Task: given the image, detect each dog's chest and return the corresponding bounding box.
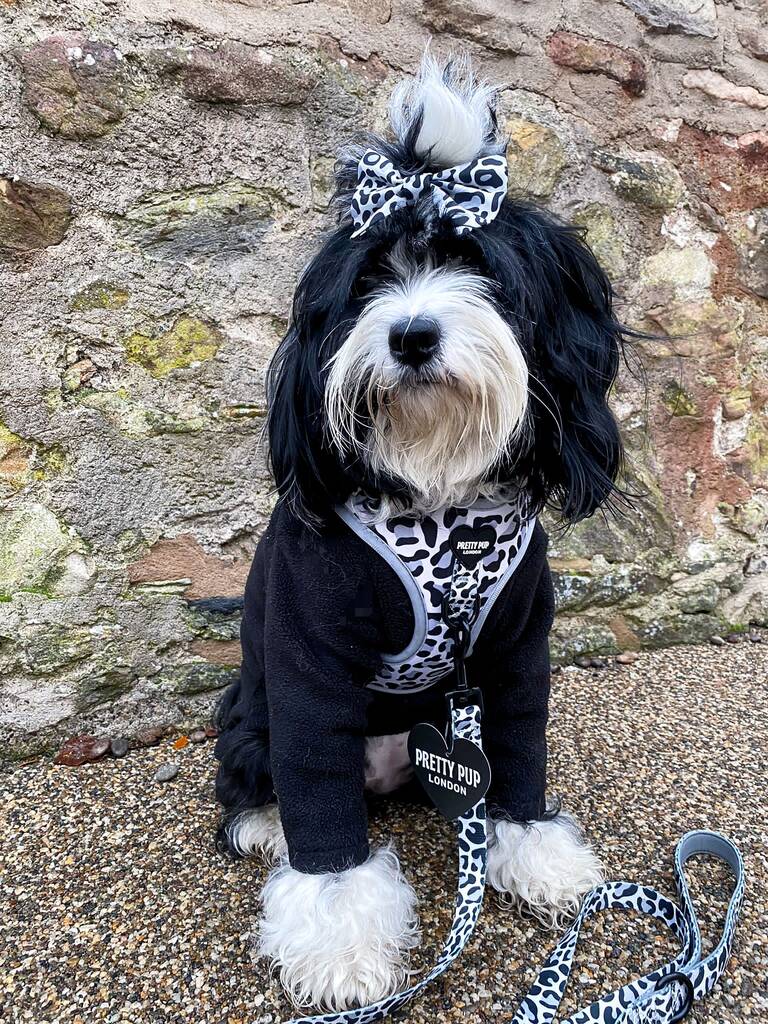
[336,495,534,693]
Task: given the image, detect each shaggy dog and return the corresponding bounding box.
[215,54,625,1012]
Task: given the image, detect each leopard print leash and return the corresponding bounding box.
[510,829,745,1024]
[285,739,744,1024]
[286,563,745,1024]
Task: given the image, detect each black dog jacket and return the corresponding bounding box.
[215,497,555,873]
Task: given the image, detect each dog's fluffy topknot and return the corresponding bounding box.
[331,54,505,222]
[389,53,503,168]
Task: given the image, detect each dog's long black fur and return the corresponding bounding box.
[267,186,626,530]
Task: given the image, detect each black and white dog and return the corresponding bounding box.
[215,55,625,1011]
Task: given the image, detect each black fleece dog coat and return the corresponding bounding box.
[215,493,554,874]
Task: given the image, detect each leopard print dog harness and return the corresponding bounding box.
[336,493,534,694]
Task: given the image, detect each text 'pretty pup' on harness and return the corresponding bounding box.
[213,53,745,1020]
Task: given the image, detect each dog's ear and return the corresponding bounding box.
[266,227,371,527]
[480,205,626,523]
[528,214,626,522]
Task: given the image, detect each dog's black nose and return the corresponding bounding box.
[389,316,441,369]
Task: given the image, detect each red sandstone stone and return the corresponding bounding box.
[547,32,646,96]
[54,735,110,766]
[127,534,250,601]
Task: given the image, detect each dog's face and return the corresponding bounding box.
[324,239,529,513]
[267,56,626,525]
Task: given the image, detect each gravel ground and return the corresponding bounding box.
[2,640,766,1024]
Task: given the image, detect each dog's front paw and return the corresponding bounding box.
[217,805,287,862]
[258,846,419,1011]
[487,811,603,929]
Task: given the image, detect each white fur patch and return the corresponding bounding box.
[486,811,604,929]
[226,805,287,862]
[325,265,528,515]
[364,733,413,794]
[390,53,501,168]
[257,846,420,1011]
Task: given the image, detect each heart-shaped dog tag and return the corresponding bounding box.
[408,722,491,820]
[449,525,497,570]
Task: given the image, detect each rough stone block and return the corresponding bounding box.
[620,0,718,39]
[547,31,646,96]
[128,534,250,601]
[159,43,319,105]
[505,117,568,198]
[20,34,133,138]
[683,69,768,110]
[0,177,71,253]
[118,181,286,263]
[593,148,685,210]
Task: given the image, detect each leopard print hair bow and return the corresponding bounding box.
[349,150,508,238]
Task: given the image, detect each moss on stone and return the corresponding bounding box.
[35,444,67,476]
[744,414,768,482]
[75,668,133,712]
[20,624,95,676]
[0,504,71,597]
[0,424,33,489]
[662,382,698,416]
[505,117,568,198]
[159,662,239,695]
[549,621,620,663]
[70,281,130,311]
[572,203,626,278]
[125,315,220,377]
[76,388,209,437]
[0,422,67,489]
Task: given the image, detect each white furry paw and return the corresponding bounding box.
[257,846,419,1011]
[225,805,287,862]
[486,811,603,929]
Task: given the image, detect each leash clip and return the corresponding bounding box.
[441,591,478,692]
[445,686,484,715]
[653,972,694,1023]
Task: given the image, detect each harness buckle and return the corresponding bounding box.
[653,972,694,1023]
[445,686,484,715]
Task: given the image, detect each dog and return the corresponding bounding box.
[214,54,625,1012]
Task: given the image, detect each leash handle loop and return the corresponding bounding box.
[511,830,745,1024]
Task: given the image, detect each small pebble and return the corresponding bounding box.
[574,657,592,669]
[589,657,607,669]
[204,723,219,738]
[137,726,164,747]
[189,728,207,743]
[709,635,725,646]
[109,737,129,758]
[153,762,179,783]
[54,735,110,767]
[616,652,638,665]
[748,633,762,644]
[725,633,742,644]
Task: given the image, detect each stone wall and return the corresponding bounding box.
[1,0,766,760]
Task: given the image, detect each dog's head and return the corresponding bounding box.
[267,55,627,525]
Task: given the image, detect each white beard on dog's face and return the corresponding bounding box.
[324,262,529,515]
